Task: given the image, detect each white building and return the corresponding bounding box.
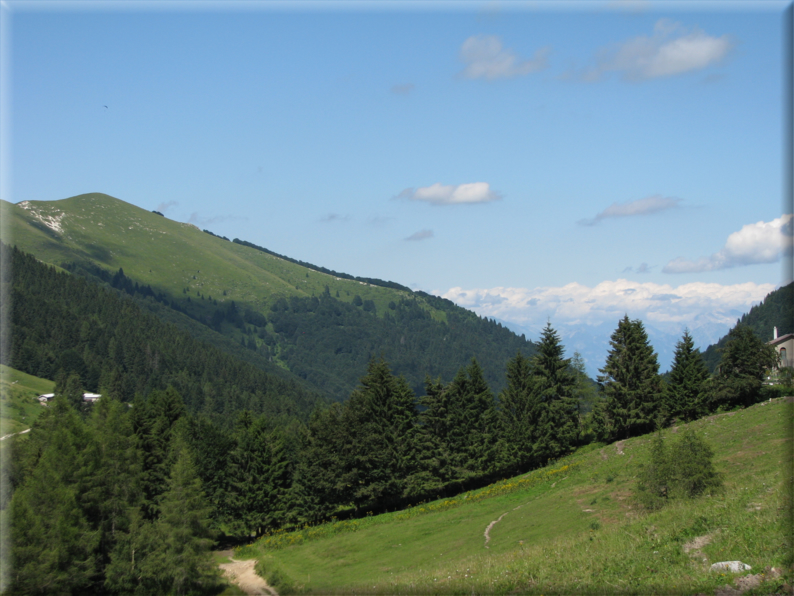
[769,326,793,370]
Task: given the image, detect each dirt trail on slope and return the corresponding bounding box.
[483,513,509,548]
[219,558,277,596]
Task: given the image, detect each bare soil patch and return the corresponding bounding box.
[219,558,277,596]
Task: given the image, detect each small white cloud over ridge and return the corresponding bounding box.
[398,182,502,205]
[664,214,793,273]
[579,195,681,225]
[586,19,733,82]
[460,35,550,80]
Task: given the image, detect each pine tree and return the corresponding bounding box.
[531,323,579,464]
[571,351,599,415]
[226,415,295,537]
[597,315,663,441]
[446,359,498,477]
[144,443,219,595]
[291,404,350,523]
[709,324,778,409]
[343,358,418,509]
[9,397,99,594]
[666,329,710,421]
[405,377,456,497]
[85,398,142,577]
[497,352,537,475]
[57,372,85,410]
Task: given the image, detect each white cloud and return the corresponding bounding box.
[459,35,550,80]
[579,195,681,225]
[405,229,434,242]
[585,20,733,82]
[398,182,502,205]
[439,279,775,340]
[663,214,794,273]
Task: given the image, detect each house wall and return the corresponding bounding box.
[774,337,794,368]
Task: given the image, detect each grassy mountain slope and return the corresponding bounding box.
[4,244,322,422]
[5,193,427,318]
[702,282,794,372]
[5,193,536,400]
[235,397,791,595]
[0,365,51,437]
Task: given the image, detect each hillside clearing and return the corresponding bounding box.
[236,397,792,595]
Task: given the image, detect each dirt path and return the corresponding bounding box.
[0,428,30,441]
[219,558,278,596]
[483,512,508,548]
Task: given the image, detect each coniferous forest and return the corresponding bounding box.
[1,242,788,595]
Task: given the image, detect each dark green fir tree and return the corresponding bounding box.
[531,323,579,465]
[497,352,537,474]
[597,315,663,442]
[666,329,710,422]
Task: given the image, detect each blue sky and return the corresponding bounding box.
[4,1,792,373]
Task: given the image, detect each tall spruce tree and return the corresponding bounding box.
[85,397,142,579]
[9,397,99,595]
[130,442,218,596]
[597,315,663,442]
[228,415,277,537]
[291,403,350,523]
[666,329,710,421]
[531,323,579,465]
[709,324,778,409]
[446,359,498,477]
[343,358,418,509]
[405,377,456,497]
[497,352,537,475]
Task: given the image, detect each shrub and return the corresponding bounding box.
[636,429,722,510]
[254,558,299,595]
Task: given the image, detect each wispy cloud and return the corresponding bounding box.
[405,229,434,242]
[459,35,550,80]
[664,214,794,273]
[156,200,179,213]
[367,215,395,227]
[188,212,243,225]
[584,19,733,82]
[391,83,415,95]
[579,195,681,225]
[398,182,502,206]
[320,213,351,223]
[623,262,652,274]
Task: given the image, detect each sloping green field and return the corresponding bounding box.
[3,193,425,319]
[237,398,792,595]
[0,365,53,437]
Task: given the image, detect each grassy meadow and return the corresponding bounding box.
[4,193,434,321]
[0,364,52,437]
[236,397,792,595]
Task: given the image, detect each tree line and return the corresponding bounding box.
[3,242,787,595]
[1,244,322,425]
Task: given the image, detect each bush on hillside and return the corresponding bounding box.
[761,384,794,400]
[636,429,722,510]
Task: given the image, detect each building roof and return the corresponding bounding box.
[769,333,794,346]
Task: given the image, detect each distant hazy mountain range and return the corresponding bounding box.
[498,282,792,377]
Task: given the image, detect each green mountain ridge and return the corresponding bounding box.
[3,193,537,400]
[702,281,794,372]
